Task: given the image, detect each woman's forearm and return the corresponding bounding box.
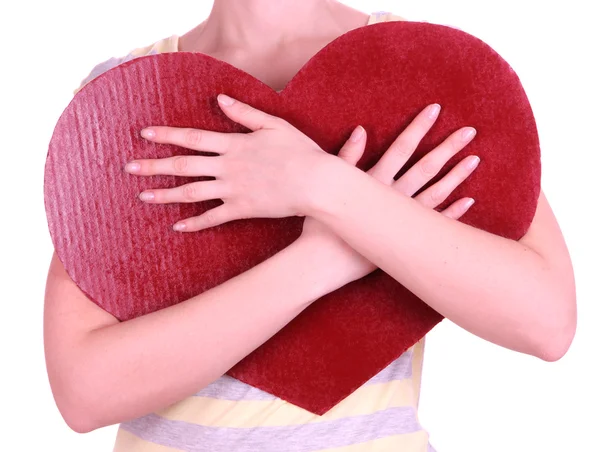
[305,154,576,361]
[52,239,342,432]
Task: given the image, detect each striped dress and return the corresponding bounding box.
[74,11,436,452]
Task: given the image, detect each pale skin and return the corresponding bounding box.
[44,0,577,435]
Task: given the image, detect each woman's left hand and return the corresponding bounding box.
[124,94,329,232]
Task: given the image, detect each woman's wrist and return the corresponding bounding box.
[300,151,369,221]
[299,151,351,217]
[289,233,356,299]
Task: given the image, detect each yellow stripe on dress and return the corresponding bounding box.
[319,431,430,452]
[155,378,418,428]
[113,428,184,452]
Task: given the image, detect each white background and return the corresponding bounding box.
[1,1,598,451]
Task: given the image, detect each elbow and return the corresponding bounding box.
[50,374,104,433]
[534,326,576,362]
[529,293,577,362]
[64,413,98,435]
[57,393,102,434]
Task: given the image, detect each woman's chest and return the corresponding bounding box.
[214,39,336,92]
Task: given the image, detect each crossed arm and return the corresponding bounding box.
[305,156,577,361]
[45,95,576,433]
[136,94,577,362]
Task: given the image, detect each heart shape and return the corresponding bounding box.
[44,21,540,415]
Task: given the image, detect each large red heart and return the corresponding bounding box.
[44,21,540,415]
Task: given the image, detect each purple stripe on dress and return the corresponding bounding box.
[362,349,413,385]
[80,57,124,87]
[194,374,279,400]
[121,406,423,452]
[194,350,413,400]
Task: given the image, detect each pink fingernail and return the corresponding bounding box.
[428,104,441,119]
[124,162,140,172]
[466,198,475,208]
[218,94,235,106]
[139,191,154,201]
[141,128,155,139]
[462,127,476,141]
[173,222,186,231]
[467,156,480,169]
[350,125,365,142]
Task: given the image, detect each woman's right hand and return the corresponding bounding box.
[299,103,480,286]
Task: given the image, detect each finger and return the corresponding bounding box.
[138,180,228,204]
[337,126,366,166]
[439,197,475,220]
[394,126,477,196]
[124,154,223,177]
[368,103,441,183]
[413,155,480,208]
[140,126,243,155]
[173,204,238,232]
[217,94,281,131]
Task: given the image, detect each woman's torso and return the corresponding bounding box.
[74,11,436,452]
[112,338,432,452]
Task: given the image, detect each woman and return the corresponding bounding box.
[44,1,577,451]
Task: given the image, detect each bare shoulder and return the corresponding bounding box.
[386,12,408,22]
[73,35,176,95]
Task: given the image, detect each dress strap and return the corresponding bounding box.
[368,11,406,24]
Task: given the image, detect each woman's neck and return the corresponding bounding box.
[180,0,369,54]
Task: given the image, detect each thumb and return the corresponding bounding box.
[217,94,278,131]
[337,125,366,166]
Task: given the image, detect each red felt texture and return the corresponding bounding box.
[44,21,541,415]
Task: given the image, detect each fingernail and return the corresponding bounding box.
[428,103,441,119]
[466,198,475,208]
[218,94,235,106]
[467,155,480,170]
[350,125,365,142]
[462,127,476,141]
[173,222,186,231]
[124,162,140,172]
[139,191,154,201]
[140,128,155,139]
